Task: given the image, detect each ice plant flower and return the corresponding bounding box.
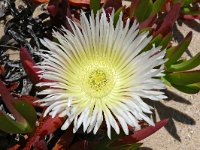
[36,10,167,138]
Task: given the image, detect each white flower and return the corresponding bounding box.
[36,10,167,139]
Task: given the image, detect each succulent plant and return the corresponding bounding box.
[0,0,199,149]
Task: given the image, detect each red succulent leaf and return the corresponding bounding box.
[32,0,49,3]
[38,115,65,137]
[19,95,44,108]
[47,4,57,17]
[70,140,90,150]
[69,0,104,7]
[34,139,48,150]
[104,0,122,10]
[20,47,35,64]
[8,144,20,150]
[0,65,5,75]
[139,14,156,29]
[48,0,73,30]
[19,95,39,102]
[110,119,169,147]
[52,126,74,150]
[162,0,173,12]
[0,81,26,123]
[20,48,41,85]
[24,114,64,149]
[129,0,140,18]
[6,82,20,91]
[154,3,181,36]
[48,0,67,17]
[105,7,114,18]
[20,47,50,85]
[182,14,200,20]
[22,60,41,85]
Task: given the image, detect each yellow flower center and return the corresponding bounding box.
[83,67,116,98]
[88,70,108,92]
[73,55,118,98]
[67,55,119,99]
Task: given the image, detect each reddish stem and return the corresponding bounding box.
[0,81,26,123]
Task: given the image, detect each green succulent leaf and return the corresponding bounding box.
[165,32,192,67]
[152,0,167,14]
[161,76,172,86]
[181,0,198,6]
[151,34,163,46]
[172,82,200,94]
[134,0,153,22]
[114,7,124,27]
[160,33,172,50]
[182,8,200,15]
[139,27,152,34]
[168,52,200,72]
[142,34,162,52]
[166,46,176,58]
[90,0,101,14]
[14,100,37,132]
[0,100,36,133]
[0,112,27,133]
[164,70,200,85]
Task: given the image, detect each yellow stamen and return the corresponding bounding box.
[89,70,108,92]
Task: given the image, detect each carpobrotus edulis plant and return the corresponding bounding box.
[0,0,199,149]
[36,10,167,138]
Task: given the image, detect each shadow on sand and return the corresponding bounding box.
[145,89,196,142]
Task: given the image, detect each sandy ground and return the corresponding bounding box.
[0,1,200,150]
[141,20,200,150]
